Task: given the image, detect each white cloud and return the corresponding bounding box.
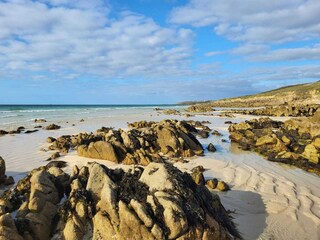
[250,44,320,62]
[0,0,195,80]
[170,0,320,43]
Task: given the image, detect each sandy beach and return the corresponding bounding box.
[0,108,320,240]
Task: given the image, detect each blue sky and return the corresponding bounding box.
[1,0,320,104]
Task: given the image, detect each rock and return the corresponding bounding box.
[45,124,61,130]
[198,130,210,138]
[0,130,8,135]
[191,171,205,186]
[0,214,23,240]
[161,109,181,115]
[229,117,320,175]
[46,160,67,168]
[255,135,277,146]
[35,118,46,123]
[8,130,20,134]
[0,157,6,183]
[0,162,240,240]
[191,165,205,174]
[25,129,38,134]
[47,137,56,143]
[4,176,15,185]
[212,130,223,136]
[217,181,230,191]
[207,143,217,152]
[302,144,319,164]
[206,178,218,189]
[51,120,205,165]
[78,141,120,162]
[17,126,25,132]
[187,104,213,112]
[47,152,60,161]
[80,119,85,122]
[312,137,320,149]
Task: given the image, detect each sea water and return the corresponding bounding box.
[0,104,180,130]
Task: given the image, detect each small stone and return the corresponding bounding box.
[207,143,216,152]
[45,124,61,130]
[47,137,56,143]
[212,130,223,136]
[4,176,15,185]
[206,178,218,189]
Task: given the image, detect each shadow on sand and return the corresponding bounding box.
[219,190,267,240]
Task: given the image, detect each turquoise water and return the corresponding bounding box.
[0,104,180,129]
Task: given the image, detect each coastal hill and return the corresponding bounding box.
[183,81,320,107]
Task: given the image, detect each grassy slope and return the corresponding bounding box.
[211,81,320,107]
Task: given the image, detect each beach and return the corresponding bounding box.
[0,106,320,239]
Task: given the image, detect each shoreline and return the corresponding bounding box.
[0,108,319,239]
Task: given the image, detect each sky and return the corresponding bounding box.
[1,0,320,104]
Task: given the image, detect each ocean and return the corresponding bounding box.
[0,104,180,130]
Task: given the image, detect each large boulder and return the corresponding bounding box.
[78,141,120,162]
[0,157,14,185]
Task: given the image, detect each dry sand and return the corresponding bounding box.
[0,110,319,240]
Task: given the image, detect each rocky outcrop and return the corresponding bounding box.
[229,117,320,175]
[0,162,240,239]
[159,109,181,115]
[187,104,214,112]
[0,166,69,239]
[0,157,15,186]
[49,120,206,165]
[34,119,46,123]
[45,124,61,130]
[228,104,320,117]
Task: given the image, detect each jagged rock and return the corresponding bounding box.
[78,141,120,162]
[0,162,240,240]
[45,124,61,130]
[207,143,217,152]
[47,120,204,165]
